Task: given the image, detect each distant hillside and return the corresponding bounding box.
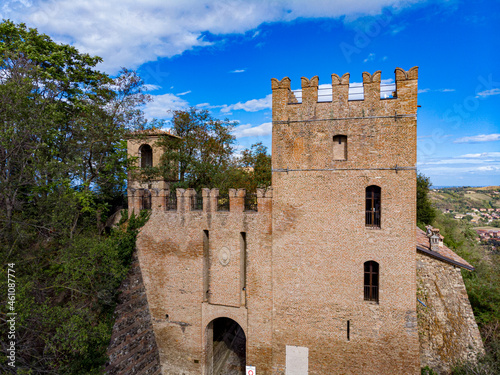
[430,186,500,213]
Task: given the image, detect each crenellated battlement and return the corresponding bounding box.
[128,187,273,215]
[271,66,418,120]
[271,66,419,172]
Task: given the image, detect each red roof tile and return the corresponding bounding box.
[416,227,474,270]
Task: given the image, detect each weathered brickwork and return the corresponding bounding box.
[121,67,483,374]
[270,68,419,374]
[136,189,273,374]
[106,254,162,375]
[417,246,484,373]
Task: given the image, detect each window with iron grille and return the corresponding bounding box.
[365,185,381,228]
[166,191,177,211]
[191,192,203,211]
[364,261,379,303]
[217,194,230,211]
[142,190,152,210]
[244,193,257,212]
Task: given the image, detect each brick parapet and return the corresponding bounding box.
[129,187,272,217]
[229,188,245,213]
[271,67,418,116]
[270,70,418,172]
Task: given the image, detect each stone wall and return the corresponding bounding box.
[106,254,161,375]
[417,252,484,374]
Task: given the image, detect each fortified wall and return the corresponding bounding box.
[111,67,484,375]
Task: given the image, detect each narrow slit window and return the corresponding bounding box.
[347,320,350,341]
[203,230,209,302]
[332,135,347,160]
[240,232,247,306]
[364,261,379,303]
[365,185,381,228]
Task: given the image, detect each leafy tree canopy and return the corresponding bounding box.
[417,173,437,226]
[146,107,272,194]
[0,20,151,373]
[0,20,149,242]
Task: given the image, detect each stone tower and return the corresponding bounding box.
[270,67,420,374]
[127,130,179,213]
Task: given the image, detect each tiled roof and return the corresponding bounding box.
[416,227,474,271]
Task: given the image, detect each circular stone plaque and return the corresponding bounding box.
[218,247,231,266]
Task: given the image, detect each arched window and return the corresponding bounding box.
[332,135,347,160]
[365,185,381,227]
[139,144,153,168]
[364,261,379,303]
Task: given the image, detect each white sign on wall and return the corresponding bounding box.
[286,345,309,375]
[246,365,256,375]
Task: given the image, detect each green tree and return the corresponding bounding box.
[0,21,151,373]
[155,107,237,190]
[0,21,150,241]
[238,142,272,190]
[417,173,437,226]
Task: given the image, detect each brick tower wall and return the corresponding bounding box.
[135,188,274,374]
[127,133,175,214]
[270,67,420,374]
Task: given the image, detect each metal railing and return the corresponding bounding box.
[287,83,397,104]
[217,195,230,211]
[380,83,396,99]
[365,209,381,228]
[364,286,379,303]
[244,194,258,212]
[191,192,203,211]
[166,192,177,211]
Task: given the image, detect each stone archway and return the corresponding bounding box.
[206,317,246,375]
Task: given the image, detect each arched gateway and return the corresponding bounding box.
[205,317,246,375]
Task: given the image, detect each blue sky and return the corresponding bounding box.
[2,0,499,186]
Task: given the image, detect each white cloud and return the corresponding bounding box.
[230,69,246,73]
[363,53,375,63]
[389,24,406,34]
[177,90,191,96]
[221,94,272,113]
[477,166,500,172]
[418,88,454,94]
[143,84,161,91]
[460,152,500,158]
[476,88,500,98]
[454,134,500,143]
[417,165,500,175]
[233,122,272,138]
[418,151,500,177]
[2,0,426,73]
[143,93,189,119]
